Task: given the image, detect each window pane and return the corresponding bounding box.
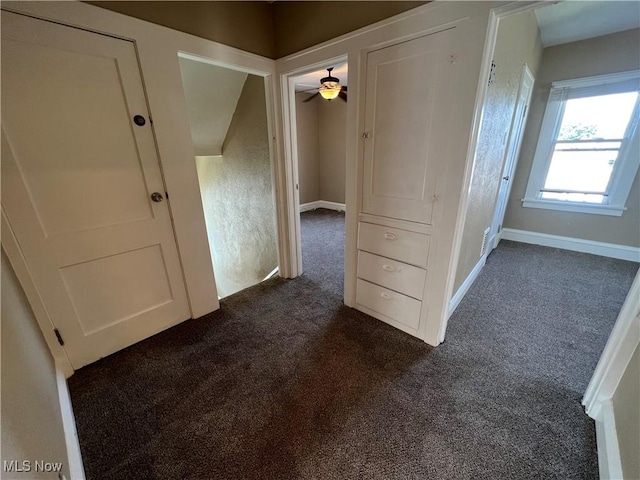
[558,92,638,140]
[544,149,616,194]
[541,91,638,204]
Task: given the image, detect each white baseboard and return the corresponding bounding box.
[300,200,346,213]
[594,399,623,480]
[501,228,640,262]
[56,364,85,480]
[449,255,486,317]
[262,266,279,281]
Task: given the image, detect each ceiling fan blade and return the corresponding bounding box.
[339,91,347,102]
[298,86,319,93]
[341,86,348,92]
[303,92,320,103]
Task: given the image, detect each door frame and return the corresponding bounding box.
[279,54,349,277]
[177,50,283,296]
[489,63,535,250]
[2,212,75,376]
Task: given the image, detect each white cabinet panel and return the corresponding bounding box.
[358,222,430,268]
[356,279,422,330]
[357,251,426,300]
[362,29,454,224]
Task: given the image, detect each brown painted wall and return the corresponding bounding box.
[295,93,321,204]
[87,1,276,58]
[86,1,427,59]
[273,2,427,58]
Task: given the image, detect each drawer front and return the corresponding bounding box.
[357,251,426,300]
[356,279,422,330]
[358,222,430,267]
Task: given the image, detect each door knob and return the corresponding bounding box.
[151,192,164,203]
[133,115,146,126]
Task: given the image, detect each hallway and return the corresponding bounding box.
[68,220,637,478]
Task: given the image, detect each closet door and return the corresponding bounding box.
[1,12,190,369]
[362,29,455,224]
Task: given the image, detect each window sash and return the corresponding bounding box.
[523,70,640,216]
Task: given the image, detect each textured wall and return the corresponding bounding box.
[454,12,543,292]
[87,1,276,58]
[1,252,71,480]
[295,93,321,204]
[504,28,640,247]
[273,2,427,58]
[613,343,640,480]
[318,98,347,204]
[195,75,278,298]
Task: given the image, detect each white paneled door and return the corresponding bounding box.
[1,12,190,369]
[362,29,456,225]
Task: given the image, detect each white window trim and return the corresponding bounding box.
[523,70,640,217]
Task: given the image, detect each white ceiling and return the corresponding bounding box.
[293,62,348,92]
[535,1,640,47]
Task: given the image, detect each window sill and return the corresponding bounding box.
[522,199,625,217]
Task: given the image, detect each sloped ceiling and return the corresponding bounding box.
[179,57,248,156]
[535,1,640,47]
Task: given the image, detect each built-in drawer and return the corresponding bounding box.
[358,222,430,268]
[357,251,426,300]
[356,279,421,330]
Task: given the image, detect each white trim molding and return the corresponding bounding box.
[501,228,640,262]
[56,365,86,480]
[448,255,486,317]
[583,271,640,414]
[583,271,639,480]
[594,400,624,480]
[299,201,346,213]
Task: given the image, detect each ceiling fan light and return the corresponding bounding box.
[319,86,341,100]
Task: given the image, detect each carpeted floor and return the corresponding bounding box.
[69,208,638,479]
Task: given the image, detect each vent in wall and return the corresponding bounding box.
[481,228,491,257]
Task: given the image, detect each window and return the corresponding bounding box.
[523,71,640,216]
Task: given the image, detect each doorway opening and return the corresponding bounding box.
[291,61,348,294]
[178,55,279,299]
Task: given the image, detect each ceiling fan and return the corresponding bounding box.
[302,67,347,102]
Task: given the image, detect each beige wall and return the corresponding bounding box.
[1,251,71,480]
[454,11,543,292]
[295,93,347,205]
[613,343,640,480]
[318,98,347,204]
[87,1,276,58]
[195,75,278,298]
[273,1,427,58]
[504,28,640,248]
[295,93,321,204]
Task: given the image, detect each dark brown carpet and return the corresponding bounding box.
[69,209,638,479]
